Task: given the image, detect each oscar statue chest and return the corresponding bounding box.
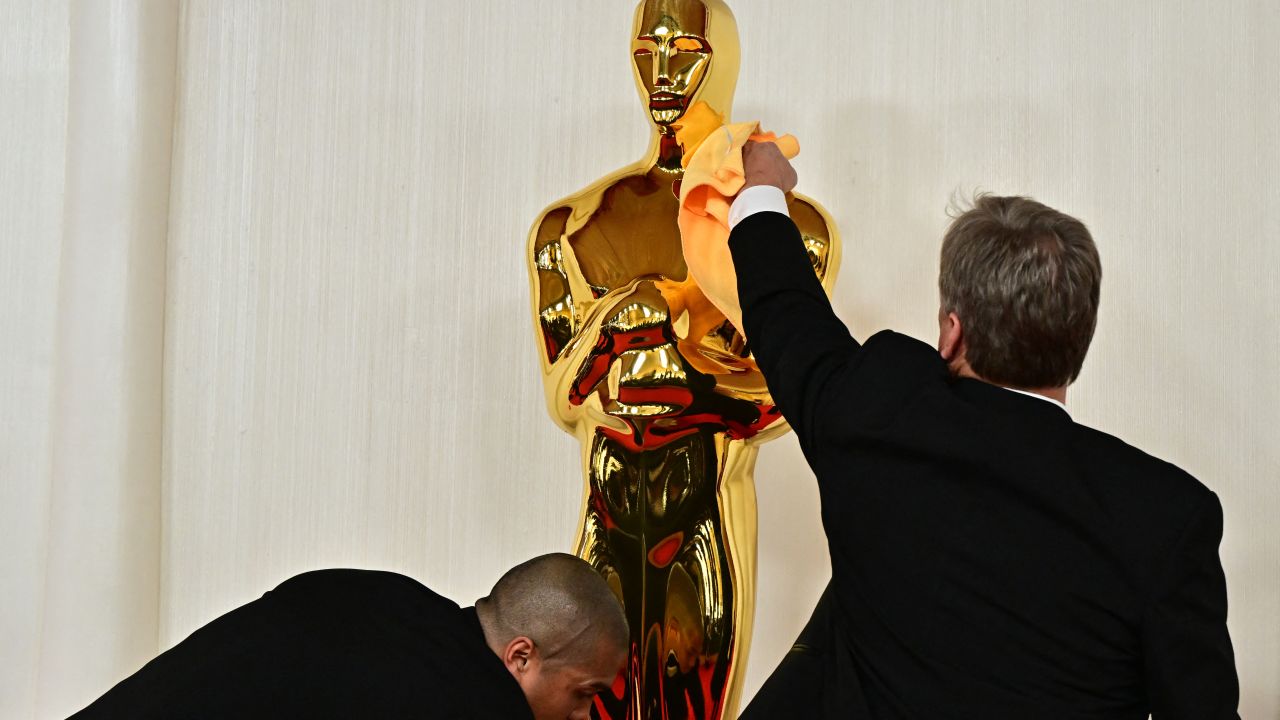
[565,177,690,293]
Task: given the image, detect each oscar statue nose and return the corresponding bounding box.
[656,50,673,87]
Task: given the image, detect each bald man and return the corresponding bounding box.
[71,554,628,720]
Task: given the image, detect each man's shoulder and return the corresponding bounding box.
[815,329,947,430]
[273,567,431,590]
[1067,421,1217,536]
[269,568,459,613]
[850,329,947,386]
[1070,422,1208,491]
[862,329,938,355]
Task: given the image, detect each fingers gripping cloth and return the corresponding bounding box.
[655,101,799,343]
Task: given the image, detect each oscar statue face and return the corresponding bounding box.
[631,0,739,129]
[632,21,711,125]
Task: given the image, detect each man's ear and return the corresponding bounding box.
[938,310,965,362]
[502,636,537,676]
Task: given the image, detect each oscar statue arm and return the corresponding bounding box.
[529,202,662,433]
[528,203,590,433]
[788,192,841,295]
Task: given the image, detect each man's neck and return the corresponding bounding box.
[1008,384,1067,405]
[1002,385,1069,414]
[951,363,1068,407]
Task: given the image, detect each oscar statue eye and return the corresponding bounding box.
[672,37,708,53]
[634,48,653,58]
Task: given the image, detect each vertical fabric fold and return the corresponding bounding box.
[32,2,180,717]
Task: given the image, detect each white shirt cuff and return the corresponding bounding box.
[728,185,790,230]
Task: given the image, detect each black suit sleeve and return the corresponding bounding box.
[1142,492,1240,719]
[729,211,860,449]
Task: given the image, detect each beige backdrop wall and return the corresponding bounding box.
[2,1,1277,718]
[1,1,176,717]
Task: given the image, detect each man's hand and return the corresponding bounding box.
[742,140,798,194]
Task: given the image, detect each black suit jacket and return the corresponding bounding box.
[729,211,1239,719]
[70,570,534,720]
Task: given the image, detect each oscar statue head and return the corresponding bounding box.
[631,0,740,128]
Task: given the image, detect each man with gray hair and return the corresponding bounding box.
[71,553,627,720]
[728,142,1239,718]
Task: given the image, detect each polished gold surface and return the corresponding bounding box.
[527,2,839,717]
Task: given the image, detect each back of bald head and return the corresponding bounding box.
[477,553,628,666]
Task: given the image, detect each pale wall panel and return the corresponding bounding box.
[164,1,1279,715]
[1,1,179,717]
[162,0,630,641]
[0,2,69,717]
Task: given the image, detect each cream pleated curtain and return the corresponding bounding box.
[1,2,176,717]
[3,2,1279,719]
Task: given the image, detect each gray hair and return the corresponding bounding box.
[939,194,1102,388]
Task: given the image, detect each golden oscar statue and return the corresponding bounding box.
[526,1,839,718]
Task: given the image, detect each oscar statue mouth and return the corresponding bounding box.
[649,91,684,110]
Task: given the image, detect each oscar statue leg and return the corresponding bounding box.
[579,427,743,720]
[646,430,735,720]
[579,430,644,720]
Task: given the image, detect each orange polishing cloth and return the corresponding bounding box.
[656,101,799,344]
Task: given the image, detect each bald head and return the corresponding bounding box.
[476,553,628,666]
